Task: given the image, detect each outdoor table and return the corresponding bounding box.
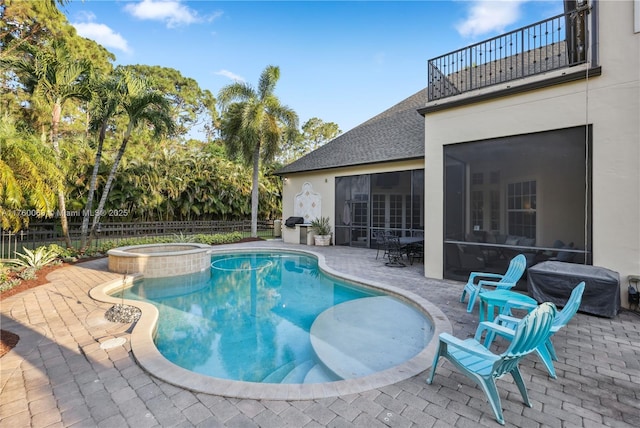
[398,237,424,246]
[479,289,537,322]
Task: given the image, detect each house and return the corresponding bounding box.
[277,89,426,247]
[276,0,639,308]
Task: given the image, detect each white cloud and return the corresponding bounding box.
[456,0,526,38]
[215,70,245,82]
[72,22,131,54]
[124,0,200,28]
[206,10,225,23]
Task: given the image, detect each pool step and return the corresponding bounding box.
[263,360,340,384]
[262,361,296,383]
[282,360,316,383]
[304,364,340,384]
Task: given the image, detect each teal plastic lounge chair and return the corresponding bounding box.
[485,282,585,379]
[460,254,527,313]
[426,302,557,425]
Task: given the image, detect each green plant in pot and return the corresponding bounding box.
[310,216,332,246]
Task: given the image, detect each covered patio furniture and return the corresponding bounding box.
[528,261,620,318]
[426,302,557,425]
[460,254,527,313]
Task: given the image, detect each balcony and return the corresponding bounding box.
[427,6,595,102]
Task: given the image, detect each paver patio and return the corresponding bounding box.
[1,240,639,427]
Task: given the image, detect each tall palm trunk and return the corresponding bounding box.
[79,121,107,251]
[51,102,72,248]
[250,143,260,237]
[88,135,130,243]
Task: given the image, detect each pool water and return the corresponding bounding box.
[119,251,432,384]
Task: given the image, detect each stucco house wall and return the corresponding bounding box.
[281,159,424,243]
[423,0,640,307]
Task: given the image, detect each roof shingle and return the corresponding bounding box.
[276,88,426,175]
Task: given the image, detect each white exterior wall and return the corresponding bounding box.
[424,0,640,307]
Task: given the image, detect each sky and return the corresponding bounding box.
[61,0,564,137]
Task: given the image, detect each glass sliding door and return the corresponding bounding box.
[335,169,424,247]
[371,171,412,236]
[334,175,369,247]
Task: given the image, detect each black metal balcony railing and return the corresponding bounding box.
[428,8,590,102]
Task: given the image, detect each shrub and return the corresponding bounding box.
[172,232,196,242]
[47,244,78,261]
[310,217,332,235]
[193,232,243,245]
[95,232,244,253]
[17,267,37,281]
[12,246,60,269]
[0,278,21,293]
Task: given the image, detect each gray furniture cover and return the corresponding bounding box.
[528,261,620,318]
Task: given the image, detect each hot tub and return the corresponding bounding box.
[107,243,212,278]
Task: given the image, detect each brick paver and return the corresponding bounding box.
[1,240,639,427]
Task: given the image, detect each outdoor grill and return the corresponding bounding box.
[284,216,304,228]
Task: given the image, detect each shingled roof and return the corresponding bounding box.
[275,88,426,175]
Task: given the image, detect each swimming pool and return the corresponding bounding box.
[119,251,432,384]
[93,246,451,399]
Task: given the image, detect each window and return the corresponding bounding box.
[472,172,484,185]
[490,190,500,231]
[389,195,403,229]
[372,194,385,228]
[507,180,536,238]
[471,190,483,230]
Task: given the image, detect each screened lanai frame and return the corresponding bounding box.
[334,170,425,248]
[443,126,592,281]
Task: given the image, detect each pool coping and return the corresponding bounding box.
[89,246,452,400]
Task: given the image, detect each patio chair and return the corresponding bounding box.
[459,254,527,313]
[426,302,557,425]
[406,242,424,265]
[484,281,585,379]
[445,243,486,277]
[384,235,406,267]
[372,230,391,259]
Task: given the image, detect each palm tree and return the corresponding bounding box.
[1,40,91,247]
[0,115,60,231]
[79,72,121,250]
[85,68,175,248]
[217,65,298,237]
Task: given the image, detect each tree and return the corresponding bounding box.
[1,1,71,58]
[217,65,298,237]
[0,115,60,231]
[1,39,91,247]
[126,65,218,138]
[79,72,121,249]
[278,117,341,164]
[85,67,175,249]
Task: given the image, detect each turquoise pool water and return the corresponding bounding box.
[119,251,432,384]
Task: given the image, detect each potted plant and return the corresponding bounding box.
[310,216,332,246]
